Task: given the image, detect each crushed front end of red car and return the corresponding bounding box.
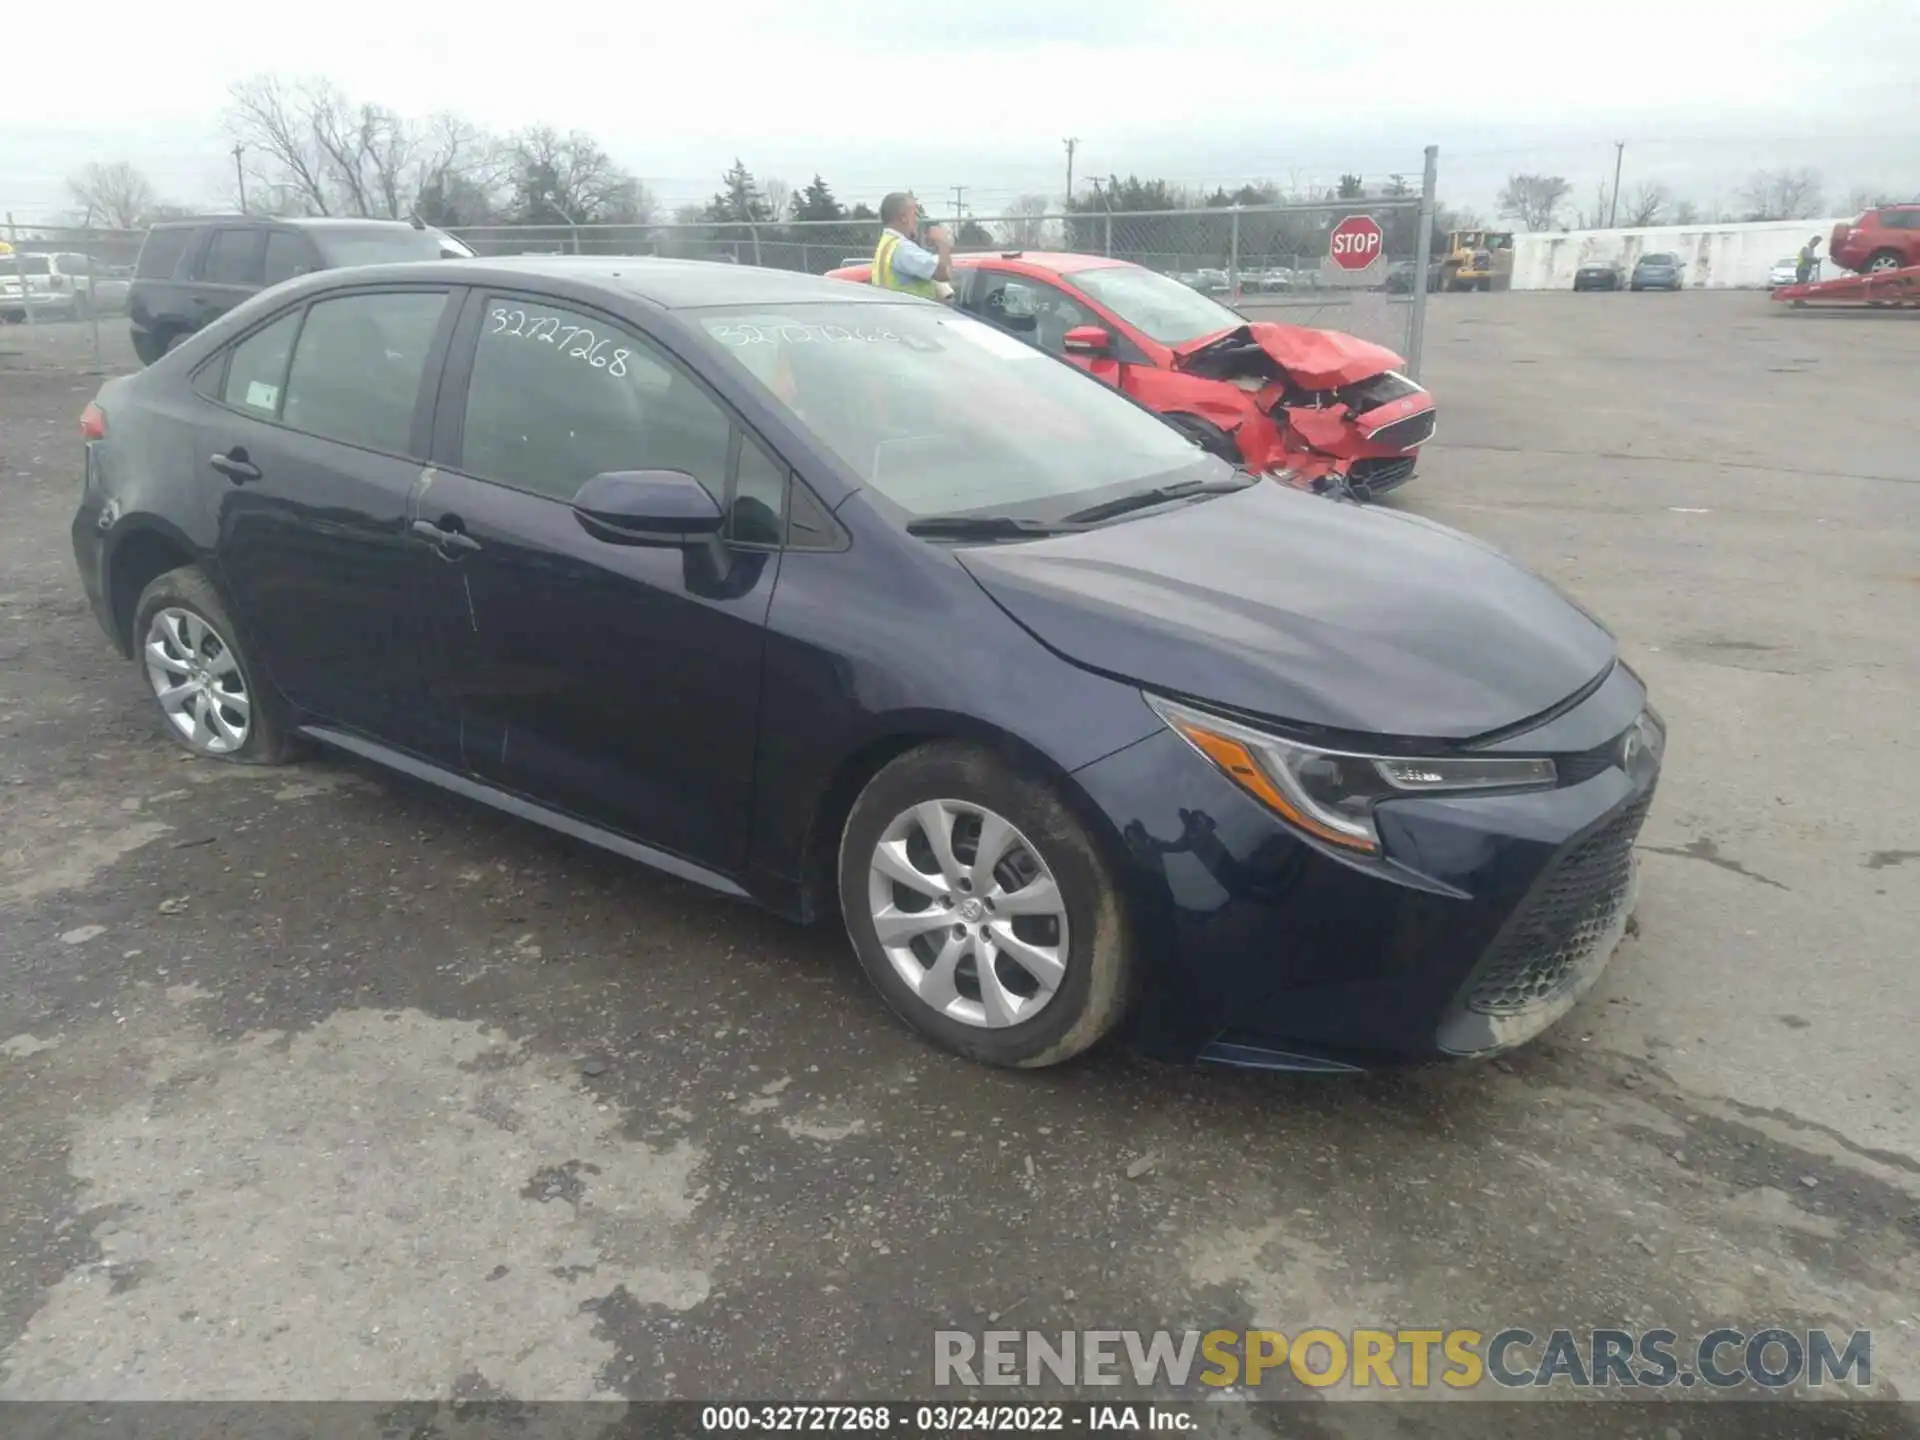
[1170,323,1437,496]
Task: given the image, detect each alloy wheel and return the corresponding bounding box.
[1867,253,1903,273]
[143,607,251,755]
[866,799,1070,1029]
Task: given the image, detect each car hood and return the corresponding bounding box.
[955,484,1616,741]
[1170,322,1404,388]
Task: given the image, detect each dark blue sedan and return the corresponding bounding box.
[71,258,1662,1072]
[1630,253,1685,291]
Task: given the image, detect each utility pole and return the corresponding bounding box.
[1607,140,1624,228]
[1063,137,1079,205]
[232,144,248,214]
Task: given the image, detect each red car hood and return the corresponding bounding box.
[1171,322,1405,388]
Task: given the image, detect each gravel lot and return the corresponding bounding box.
[1,294,1916,1424]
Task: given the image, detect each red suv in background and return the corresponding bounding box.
[827,252,1436,496]
[1829,205,1920,275]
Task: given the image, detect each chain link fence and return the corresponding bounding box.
[2,220,144,373]
[448,168,1441,371]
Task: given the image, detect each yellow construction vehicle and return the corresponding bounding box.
[1441,230,1514,291]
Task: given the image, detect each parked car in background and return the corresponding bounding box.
[1767,257,1809,288]
[1247,266,1295,292]
[1,252,113,321]
[91,265,135,314]
[1573,261,1622,291]
[71,256,1659,1072]
[1827,204,1920,275]
[1383,260,1440,294]
[827,251,1435,495]
[128,215,475,365]
[1629,253,1684,291]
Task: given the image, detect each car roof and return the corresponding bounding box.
[149,215,429,232]
[288,254,910,309]
[951,251,1135,275]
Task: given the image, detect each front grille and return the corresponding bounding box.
[1462,793,1651,1015]
[1366,411,1438,450]
[1349,456,1417,492]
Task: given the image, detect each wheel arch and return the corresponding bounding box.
[105,518,204,655]
[793,710,1140,930]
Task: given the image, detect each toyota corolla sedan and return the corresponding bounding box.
[72,257,1661,1073]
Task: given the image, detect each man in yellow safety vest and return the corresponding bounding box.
[871,192,953,300]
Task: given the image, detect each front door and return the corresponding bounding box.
[201,287,458,756]
[417,291,785,874]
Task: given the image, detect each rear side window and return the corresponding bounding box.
[281,291,449,455]
[221,311,302,416]
[7,254,50,275]
[262,232,320,287]
[201,229,263,286]
[1879,209,1919,231]
[136,227,197,279]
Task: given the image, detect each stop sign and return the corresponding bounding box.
[1329,215,1384,271]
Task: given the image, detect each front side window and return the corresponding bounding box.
[280,291,448,454]
[6,254,50,275]
[220,311,302,417]
[202,229,262,286]
[460,297,732,504]
[1064,264,1241,346]
[695,303,1215,522]
[966,273,1097,357]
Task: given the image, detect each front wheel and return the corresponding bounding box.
[1164,412,1241,465]
[132,566,296,765]
[1865,250,1906,274]
[838,742,1136,1068]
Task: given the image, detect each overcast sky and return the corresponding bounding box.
[4,0,1917,224]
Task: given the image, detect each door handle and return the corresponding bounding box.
[210,450,261,483]
[411,518,481,558]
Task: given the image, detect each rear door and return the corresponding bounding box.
[416,289,785,873]
[198,285,461,755]
[188,224,266,330]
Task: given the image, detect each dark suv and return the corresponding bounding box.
[128,216,473,365]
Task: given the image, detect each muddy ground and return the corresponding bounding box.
[1,293,1916,1429]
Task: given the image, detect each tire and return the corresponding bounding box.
[131,328,163,366]
[837,741,1137,1069]
[1865,250,1905,274]
[132,565,296,765]
[163,329,194,354]
[1164,412,1241,465]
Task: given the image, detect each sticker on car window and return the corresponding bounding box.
[245,381,279,411]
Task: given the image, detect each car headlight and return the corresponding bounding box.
[1146,694,1557,855]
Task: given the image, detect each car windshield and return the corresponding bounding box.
[1061,264,1244,345]
[5,254,50,275]
[694,302,1220,522]
[1640,254,1676,265]
[309,227,454,267]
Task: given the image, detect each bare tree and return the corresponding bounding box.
[1009,193,1051,248]
[763,177,793,224]
[226,75,337,214]
[1575,179,1614,231]
[1621,181,1671,228]
[1497,173,1573,231]
[508,126,653,225]
[1737,168,1824,221]
[1671,198,1702,226]
[1844,184,1899,213]
[67,161,159,230]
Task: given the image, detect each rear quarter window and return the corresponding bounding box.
[136,227,199,280]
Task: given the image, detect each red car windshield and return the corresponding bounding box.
[1065,265,1244,346]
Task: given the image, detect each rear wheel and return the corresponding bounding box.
[132,566,295,765]
[837,743,1136,1068]
[1865,250,1906,274]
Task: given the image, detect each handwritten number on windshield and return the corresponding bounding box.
[488,308,630,377]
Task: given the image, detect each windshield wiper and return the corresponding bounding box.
[1059,476,1255,526]
[904,515,1088,540]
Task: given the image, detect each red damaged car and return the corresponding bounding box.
[826,251,1436,496]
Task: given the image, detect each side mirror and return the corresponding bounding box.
[1062,325,1112,356]
[571,470,723,545]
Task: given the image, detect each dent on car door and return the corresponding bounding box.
[199,287,459,754]
[416,291,784,874]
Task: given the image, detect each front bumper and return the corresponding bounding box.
[1076,666,1658,1068]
